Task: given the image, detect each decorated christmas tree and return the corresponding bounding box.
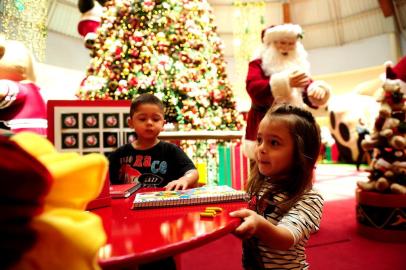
[77,0,244,132]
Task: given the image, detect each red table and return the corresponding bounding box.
[91,189,247,269]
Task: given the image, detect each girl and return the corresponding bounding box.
[230,104,323,270]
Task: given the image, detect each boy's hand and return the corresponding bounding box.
[229,209,265,239]
[165,169,199,191]
[165,179,189,191]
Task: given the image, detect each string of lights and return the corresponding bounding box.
[1,0,48,61]
[232,0,266,97]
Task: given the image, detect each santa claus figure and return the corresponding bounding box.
[0,38,47,135]
[244,24,331,159]
[77,0,107,49]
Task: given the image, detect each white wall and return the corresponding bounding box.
[46,31,90,70]
[308,33,397,75]
[39,31,88,100]
[400,33,406,55]
[37,62,84,101]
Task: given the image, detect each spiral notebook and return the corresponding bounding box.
[132,185,248,209]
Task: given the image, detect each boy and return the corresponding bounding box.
[109,93,199,191]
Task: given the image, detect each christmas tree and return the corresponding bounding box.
[77,0,244,132]
[357,64,406,195]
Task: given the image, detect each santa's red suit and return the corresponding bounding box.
[0,80,47,135]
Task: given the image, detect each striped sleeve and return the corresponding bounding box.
[278,190,324,245]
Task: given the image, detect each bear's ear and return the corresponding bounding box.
[386,65,398,80]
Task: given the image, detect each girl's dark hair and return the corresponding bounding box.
[130,93,164,117]
[247,104,321,210]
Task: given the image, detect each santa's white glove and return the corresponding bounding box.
[0,80,19,109]
[308,80,331,106]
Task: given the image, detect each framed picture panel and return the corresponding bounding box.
[47,100,133,156]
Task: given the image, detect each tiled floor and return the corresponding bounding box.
[314,163,369,201]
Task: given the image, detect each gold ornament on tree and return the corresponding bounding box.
[232,0,265,97]
[0,0,48,61]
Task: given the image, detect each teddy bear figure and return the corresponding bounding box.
[378,78,405,118]
[0,37,47,135]
[378,67,406,149]
[376,116,406,149]
[361,78,406,151]
[357,156,406,194]
[389,160,406,194]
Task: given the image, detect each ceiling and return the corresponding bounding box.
[46,0,405,53]
[47,0,276,38]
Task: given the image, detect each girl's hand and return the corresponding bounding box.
[231,208,295,250]
[229,209,266,239]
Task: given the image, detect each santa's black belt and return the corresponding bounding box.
[251,104,269,113]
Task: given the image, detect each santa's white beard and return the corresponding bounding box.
[261,43,310,76]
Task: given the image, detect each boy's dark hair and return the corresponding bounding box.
[130,93,165,117]
[247,104,321,211]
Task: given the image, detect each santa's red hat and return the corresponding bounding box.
[390,56,406,82]
[386,56,406,92]
[262,24,303,45]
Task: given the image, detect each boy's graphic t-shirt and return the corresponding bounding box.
[108,141,196,186]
